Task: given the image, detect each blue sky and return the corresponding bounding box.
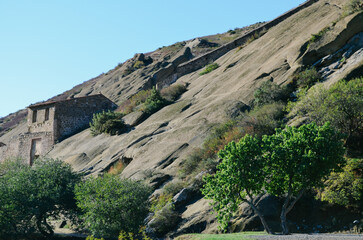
[0,0,305,117]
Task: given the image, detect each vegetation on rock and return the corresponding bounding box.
[289,77,363,153]
[0,158,81,237]
[319,158,363,208]
[75,174,152,238]
[203,122,345,234]
[90,110,125,136]
[199,63,219,75]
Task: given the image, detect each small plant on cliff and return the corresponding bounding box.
[90,110,125,136]
[199,63,219,75]
[75,174,152,238]
[140,87,168,115]
[342,0,363,17]
[294,67,321,88]
[253,80,290,107]
[160,83,187,101]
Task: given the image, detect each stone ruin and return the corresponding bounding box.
[0,94,116,165]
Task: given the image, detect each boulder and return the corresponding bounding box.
[122,111,146,127]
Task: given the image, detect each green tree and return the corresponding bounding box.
[263,122,345,234]
[202,123,345,235]
[289,77,363,152]
[202,135,272,233]
[90,110,125,136]
[75,174,152,238]
[0,158,81,237]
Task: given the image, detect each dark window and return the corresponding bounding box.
[32,110,37,123]
[45,108,49,121]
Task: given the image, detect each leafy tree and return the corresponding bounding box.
[263,122,345,234]
[202,135,272,233]
[203,123,345,235]
[319,158,362,208]
[90,110,125,136]
[75,174,152,238]
[289,77,363,153]
[0,158,81,237]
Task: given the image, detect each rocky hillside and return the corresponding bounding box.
[1,0,362,237]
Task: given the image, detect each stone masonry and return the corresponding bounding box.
[3,94,116,165]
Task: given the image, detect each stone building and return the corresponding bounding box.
[3,94,116,165]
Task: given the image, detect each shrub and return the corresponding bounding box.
[289,77,363,153]
[90,110,125,136]
[160,84,187,101]
[294,67,321,88]
[108,160,126,175]
[0,158,81,237]
[75,175,152,238]
[247,102,286,136]
[253,80,290,107]
[199,63,219,75]
[148,204,180,236]
[309,26,331,44]
[140,88,168,115]
[342,0,363,17]
[118,89,152,114]
[150,194,173,213]
[319,158,362,208]
[133,60,145,69]
[163,179,185,196]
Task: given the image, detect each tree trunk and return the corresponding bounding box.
[247,201,274,234]
[280,204,289,235]
[36,215,54,237]
[280,189,305,235]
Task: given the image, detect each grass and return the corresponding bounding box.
[199,63,219,75]
[175,232,266,240]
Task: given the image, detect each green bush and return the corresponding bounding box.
[294,67,321,88]
[319,158,362,208]
[309,26,331,44]
[75,174,152,238]
[0,158,81,237]
[118,89,152,114]
[141,88,168,115]
[199,63,219,75]
[150,194,173,213]
[253,80,290,107]
[248,102,286,136]
[133,60,145,69]
[342,0,363,17]
[148,204,180,236]
[163,179,185,196]
[160,84,187,101]
[90,110,125,136]
[289,77,363,153]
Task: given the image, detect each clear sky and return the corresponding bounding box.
[0,0,305,118]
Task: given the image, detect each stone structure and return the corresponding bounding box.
[3,94,116,165]
[148,0,319,89]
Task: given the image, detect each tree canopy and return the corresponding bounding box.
[75,174,152,238]
[0,158,81,237]
[202,122,345,234]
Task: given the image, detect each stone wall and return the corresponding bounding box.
[4,132,53,165]
[28,105,55,133]
[53,94,117,141]
[149,0,319,88]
